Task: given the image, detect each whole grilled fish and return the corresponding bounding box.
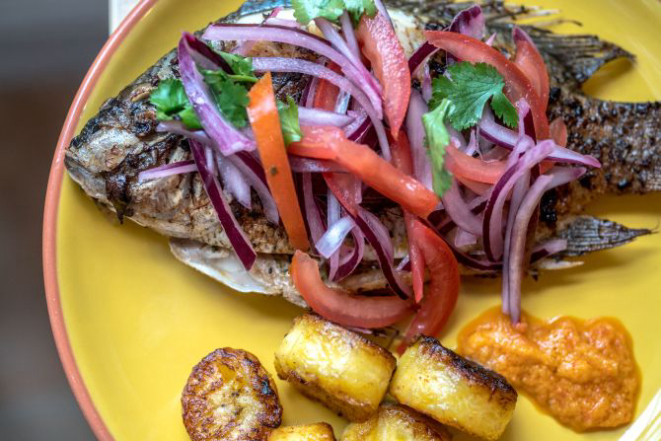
[65,0,655,306]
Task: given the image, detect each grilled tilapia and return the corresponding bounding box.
[65,0,656,305]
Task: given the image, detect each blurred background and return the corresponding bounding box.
[1,0,108,438]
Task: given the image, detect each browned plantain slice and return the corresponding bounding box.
[182,348,282,441]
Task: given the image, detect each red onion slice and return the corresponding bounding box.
[252,56,391,160]
[340,11,360,57]
[333,227,365,281]
[448,5,485,40]
[530,239,568,262]
[227,153,280,224]
[264,17,302,29]
[316,216,355,258]
[183,33,230,71]
[479,113,601,167]
[454,228,478,248]
[202,24,383,116]
[233,8,287,56]
[355,209,412,299]
[189,140,256,269]
[441,179,483,236]
[178,33,255,155]
[299,107,355,127]
[483,140,554,261]
[447,5,485,65]
[421,63,433,102]
[506,166,587,321]
[343,108,369,138]
[326,189,342,280]
[315,18,382,96]
[301,172,327,246]
[501,168,530,314]
[408,41,438,75]
[156,121,211,145]
[506,174,553,321]
[138,160,197,182]
[406,90,433,190]
[217,154,251,210]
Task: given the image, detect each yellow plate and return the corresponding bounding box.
[46,0,661,439]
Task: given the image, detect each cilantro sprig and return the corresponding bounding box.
[150,79,203,130]
[292,0,376,25]
[150,52,258,129]
[423,99,454,197]
[430,62,518,130]
[277,96,303,146]
[202,70,251,128]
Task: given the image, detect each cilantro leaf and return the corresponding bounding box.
[490,91,518,128]
[422,98,454,197]
[293,0,376,25]
[293,0,345,24]
[277,96,303,146]
[150,79,202,130]
[218,52,258,83]
[343,0,377,23]
[430,62,518,130]
[203,70,251,128]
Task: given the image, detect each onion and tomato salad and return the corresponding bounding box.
[143,2,600,347]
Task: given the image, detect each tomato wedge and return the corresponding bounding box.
[398,220,460,353]
[445,143,508,184]
[549,117,568,147]
[290,250,413,328]
[247,72,310,251]
[513,27,550,113]
[357,12,411,139]
[425,31,549,140]
[289,126,440,219]
[313,62,341,111]
[453,175,491,195]
[322,172,361,216]
[390,132,425,304]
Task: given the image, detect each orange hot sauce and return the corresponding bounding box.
[457,307,640,432]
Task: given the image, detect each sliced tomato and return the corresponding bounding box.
[513,27,550,113]
[313,62,341,111]
[289,126,440,219]
[247,72,310,251]
[390,132,425,303]
[357,12,411,139]
[425,31,549,140]
[322,172,362,216]
[549,117,568,147]
[445,144,508,184]
[398,220,460,353]
[290,250,413,328]
[453,174,491,195]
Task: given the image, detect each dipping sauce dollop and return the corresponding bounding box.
[457,307,639,432]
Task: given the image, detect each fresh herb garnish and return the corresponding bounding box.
[423,98,454,197]
[203,70,251,128]
[218,52,258,83]
[277,96,303,146]
[430,62,518,130]
[150,52,258,129]
[149,79,203,130]
[293,0,376,25]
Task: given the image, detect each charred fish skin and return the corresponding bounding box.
[64,0,655,269]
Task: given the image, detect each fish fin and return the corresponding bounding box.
[556,215,654,256]
[477,2,635,87]
[518,26,635,86]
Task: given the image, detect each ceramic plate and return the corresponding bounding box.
[43,0,661,439]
